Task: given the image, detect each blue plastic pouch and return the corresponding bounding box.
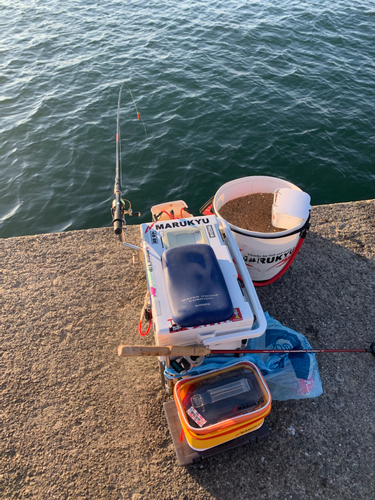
[164,312,323,401]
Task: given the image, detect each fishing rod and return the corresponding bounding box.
[111,83,143,238]
[118,343,375,357]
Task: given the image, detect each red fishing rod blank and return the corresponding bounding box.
[210,343,375,356]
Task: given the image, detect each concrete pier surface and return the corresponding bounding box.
[1,199,374,500]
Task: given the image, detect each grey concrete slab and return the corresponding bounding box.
[1,200,374,499]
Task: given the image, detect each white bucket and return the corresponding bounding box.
[213,176,310,283]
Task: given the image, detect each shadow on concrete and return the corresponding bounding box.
[184,231,375,500]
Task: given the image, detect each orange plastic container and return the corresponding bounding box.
[174,361,272,451]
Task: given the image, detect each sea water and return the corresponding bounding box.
[1,0,374,238]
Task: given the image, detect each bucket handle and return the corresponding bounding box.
[251,216,310,286]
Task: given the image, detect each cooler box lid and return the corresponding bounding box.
[162,244,233,327]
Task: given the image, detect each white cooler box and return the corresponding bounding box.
[140,215,266,350]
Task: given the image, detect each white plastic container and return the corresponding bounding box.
[272,188,311,230]
[213,176,310,283]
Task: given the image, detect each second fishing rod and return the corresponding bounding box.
[112,82,145,237]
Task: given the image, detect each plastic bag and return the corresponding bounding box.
[252,313,323,400]
[164,312,323,401]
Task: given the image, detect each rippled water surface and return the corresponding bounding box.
[1,0,375,238]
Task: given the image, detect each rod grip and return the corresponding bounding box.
[118,345,171,357]
[118,345,211,357]
[113,194,123,234]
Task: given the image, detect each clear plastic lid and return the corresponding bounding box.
[183,368,267,428]
[191,378,251,408]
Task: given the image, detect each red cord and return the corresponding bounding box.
[161,210,173,219]
[138,314,152,336]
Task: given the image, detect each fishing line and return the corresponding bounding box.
[116,82,148,188]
